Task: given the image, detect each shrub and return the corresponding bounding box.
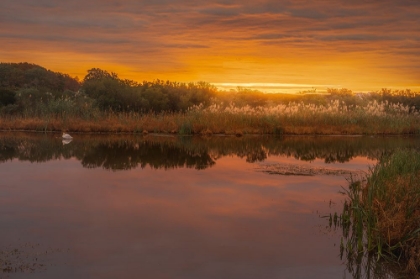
[0,89,16,106]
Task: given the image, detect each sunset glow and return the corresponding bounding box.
[1,0,419,92]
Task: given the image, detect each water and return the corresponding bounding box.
[0,133,419,279]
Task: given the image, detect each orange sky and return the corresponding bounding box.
[1,0,419,92]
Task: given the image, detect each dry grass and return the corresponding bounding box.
[340,150,420,277]
[1,100,419,135]
[367,172,420,275]
[372,175,420,246]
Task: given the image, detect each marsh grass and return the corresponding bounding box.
[1,100,419,135]
[337,150,420,277]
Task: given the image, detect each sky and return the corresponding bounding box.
[1,0,419,92]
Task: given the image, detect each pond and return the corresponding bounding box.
[1,133,419,279]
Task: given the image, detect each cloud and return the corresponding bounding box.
[198,4,242,17]
[320,34,402,42]
[0,0,419,89]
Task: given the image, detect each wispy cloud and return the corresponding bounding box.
[0,0,419,90]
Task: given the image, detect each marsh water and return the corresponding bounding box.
[1,133,419,279]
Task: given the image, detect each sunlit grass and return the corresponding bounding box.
[1,100,419,135]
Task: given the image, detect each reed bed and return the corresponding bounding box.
[1,100,419,135]
[338,149,420,277]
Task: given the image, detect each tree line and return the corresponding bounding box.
[0,63,217,115]
[1,62,419,117]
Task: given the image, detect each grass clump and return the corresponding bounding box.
[340,149,420,277]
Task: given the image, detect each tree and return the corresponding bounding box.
[83,68,118,82]
[0,89,16,106]
[0,62,80,92]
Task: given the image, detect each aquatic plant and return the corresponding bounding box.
[336,149,420,277]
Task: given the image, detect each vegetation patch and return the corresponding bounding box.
[1,62,420,135]
[335,150,420,277]
[1,242,67,275]
[256,163,365,176]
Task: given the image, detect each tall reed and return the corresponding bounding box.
[1,100,419,135]
[339,149,420,276]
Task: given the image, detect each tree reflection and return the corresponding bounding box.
[80,140,215,170]
[0,133,419,171]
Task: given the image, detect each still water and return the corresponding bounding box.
[0,133,419,279]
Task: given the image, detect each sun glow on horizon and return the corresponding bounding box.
[1,1,419,94]
[212,83,339,94]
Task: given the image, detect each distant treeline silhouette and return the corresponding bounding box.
[1,62,419,117]
[0,63,216,115]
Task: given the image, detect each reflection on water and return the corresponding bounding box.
[62,138,72,145]
[1,132,419,279]
[325,201,411,279]
[1,133,419,170]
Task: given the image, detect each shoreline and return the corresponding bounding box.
[1,110,419,136]
[0,129,417,138]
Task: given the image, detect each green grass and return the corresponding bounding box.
[337,149,420,277]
